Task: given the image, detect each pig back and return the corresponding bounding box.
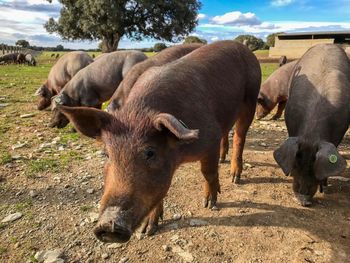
[286,44,350,144]
[127,41,261,135]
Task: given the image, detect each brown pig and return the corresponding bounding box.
[57,40,261,242]
[256,60,297,120]
[50,51,147,128]
[35,51,93,110]
[107,43,203,111]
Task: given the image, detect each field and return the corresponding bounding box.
[0,52,349,263]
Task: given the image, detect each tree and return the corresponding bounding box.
[45,0,201,53]
[183,36,207,44]
[266,32,284,48]
[56,44,64,51]
[16,40,30,48]
[153,43,167,52]
[234,35,265,51]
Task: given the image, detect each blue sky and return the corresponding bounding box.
[1,0,350,49]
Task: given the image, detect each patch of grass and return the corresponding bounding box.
[10,236,18,243]
[60,150,83,166]
[29,255,38,263]
[59,130,80,145]
[80,205,94,212]
[260,63,279,82]
[0,223,6,230]
[26,158,59,177]
[0,246,7,255]
[0,151,12,165]
[15,199,33,212]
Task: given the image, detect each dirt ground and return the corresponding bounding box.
[1,62,350,263]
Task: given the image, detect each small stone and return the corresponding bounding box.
[88,212,99,223]
[12,155,22,160]
[20,113,35,118]
[260,142,267,147]
[189,219,208,226]
[178,251,194,262]
[315,251,324,256]
[118,257,129,263]
[2,212,23,223]
[162,245,171,252]
[0,103,10,108]
[86,188,94,194]
[29,190,38,198]
[172,214,182,221]
[107,243,123,249]
[101,253,109,260]
[58,146,65,151]
[12,142,27,150]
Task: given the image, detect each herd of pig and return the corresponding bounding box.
[34,41,350,243]
[0,52,36,66]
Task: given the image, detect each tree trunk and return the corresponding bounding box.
[101,33,121,53]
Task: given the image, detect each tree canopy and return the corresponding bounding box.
[16,40,30,48]
[266,32,284,47]
[234,35,266,51]
[183,36,207,44]
[45,0,201,52]
[153,43,167,52]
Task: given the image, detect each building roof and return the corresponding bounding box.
[278,31,350,37]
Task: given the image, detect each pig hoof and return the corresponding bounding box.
[211,205,219,211]
[294,194,312,207]
[203,198,209,208]
[232,175,241,184]
[146,225,158,236]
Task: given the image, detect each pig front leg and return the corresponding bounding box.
[230,101,255,184]
[271,100,286,120]
[201,148,221,210]
[139,200,164,236]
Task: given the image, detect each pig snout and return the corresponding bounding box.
[294,193,312,207]
[94,206,132,243]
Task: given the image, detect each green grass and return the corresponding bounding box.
[60,150,83,166]
[0,151,12,165]
[80,205,94,212]
[260,63,279,82]
[15,199,33,212]
[26,158,60,177]
[0,247,7,255]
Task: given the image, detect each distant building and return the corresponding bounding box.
[269,31,350,59]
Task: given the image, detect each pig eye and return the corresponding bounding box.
[257,98,264,105]
[144,148,156,161]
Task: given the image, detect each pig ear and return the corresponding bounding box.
[273,137,298,175]
[153,113,199,142]
[58,106,113,139]
[314,141,347,181]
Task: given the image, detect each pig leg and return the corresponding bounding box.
[230,102,255,184]
[272,101,286,120]
[140,200,164,236]
[219,131,229,163]
[201,149,221,210]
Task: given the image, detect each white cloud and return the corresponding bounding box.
[212,11,261,26]
[271,0,294,7]
[197,13,206,20]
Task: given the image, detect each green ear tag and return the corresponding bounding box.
[329,154,338,164]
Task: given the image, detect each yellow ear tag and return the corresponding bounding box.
[329,154,337,164]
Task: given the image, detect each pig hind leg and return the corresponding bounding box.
[201,148,221,210]
[139,200,164,236]
[230,100,256,184]
[219,131,230,163]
